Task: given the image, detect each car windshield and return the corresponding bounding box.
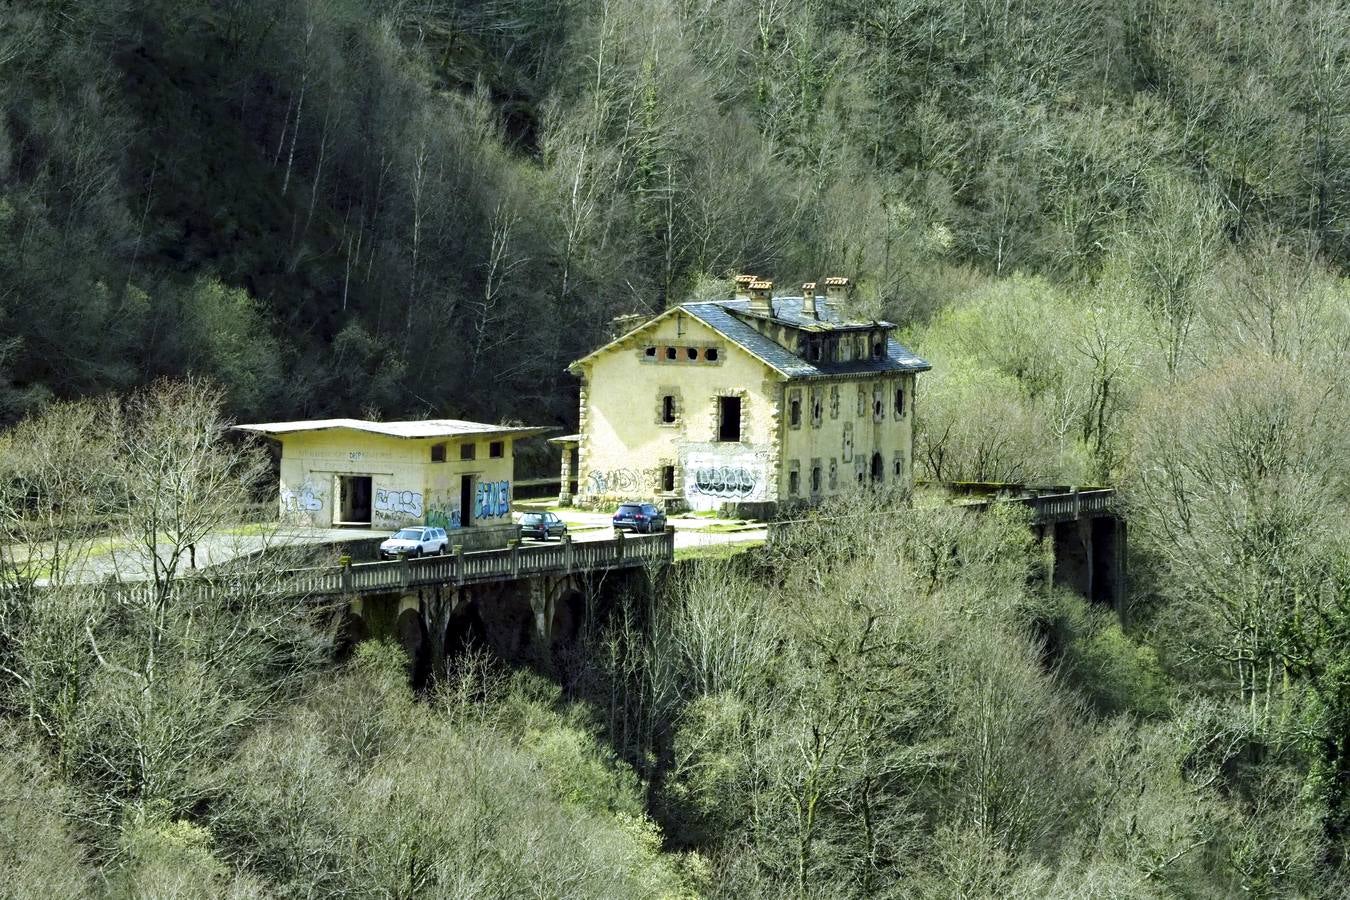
[617,505,641,515]
[393,529,423,540]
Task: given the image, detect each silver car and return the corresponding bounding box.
[379,526,448,559]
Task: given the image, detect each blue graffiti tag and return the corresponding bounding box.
[474,480,511,519]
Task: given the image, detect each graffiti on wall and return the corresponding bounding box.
[427,503,462,530]
[684,451,769,506]
[281,482,323,514]
[691,465,759,498]
[475,481,511,519]
[374,488,423,519]
[587,468,655,495]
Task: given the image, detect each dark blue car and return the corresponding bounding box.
[612,502,667,534]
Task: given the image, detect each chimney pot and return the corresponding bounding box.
[802,282,818,319]
[748,279,773,314]
[823,276,852,307]
[733,274,757,303]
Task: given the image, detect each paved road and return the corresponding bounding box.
[531,509,767,552]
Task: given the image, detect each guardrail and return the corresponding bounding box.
[286,528,675,596]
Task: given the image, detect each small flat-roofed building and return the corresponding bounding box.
[235,418,552,532]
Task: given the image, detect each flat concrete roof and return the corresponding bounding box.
[235,418,555,441]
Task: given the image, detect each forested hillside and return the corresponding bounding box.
[3,0,1350,896]
[4,0,1348,428]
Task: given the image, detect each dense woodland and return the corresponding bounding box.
[2,0,1350,896]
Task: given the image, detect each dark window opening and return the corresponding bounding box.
[895,387,905,417]
[873,397,884,419]
[665,346,677,360]
[808,338,822,362]
[430,443,446,463]
[811,397,822,426]
[661,465,676,492]
[872,339,884,359]
[686,347,699,360]
[706,347,719,362]
[489,440,504,458]
[789,470,800,495]
[811,466,821,493]
[717,396,742,442]
[871,452,884,482]
[645,346,656,358]
[894,456,904,477]
[460,443,476,461]
[662,395,677,423]
[790,397,801,427]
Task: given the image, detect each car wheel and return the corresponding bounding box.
[411,548,422,558]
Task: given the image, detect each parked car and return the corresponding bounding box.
[612,502,667,534]
[379,526,448,559]
[520,511,568,541]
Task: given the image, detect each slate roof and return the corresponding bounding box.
[680,298,930,380]
[235,418,554,441]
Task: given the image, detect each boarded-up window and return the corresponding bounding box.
[430,443,446,463]
[489,441,505,458]
[460,443,476,461]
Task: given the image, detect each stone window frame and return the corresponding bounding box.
[656,387,683,427]
[828,457,838,490]
[829,385,840,420]
[810,387,823,428]
[788,388,803,430]
[713,388,749,443]
[856,385,866,417]
[893,380,906,420]
[872,384,885,423]
[810,457,822,495]
[842,421,854,463]
[788,459,801,497]
[893,450,905,478]
[659,459,680,494]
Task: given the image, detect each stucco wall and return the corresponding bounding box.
[276,430,516,530]
[577,312,784,511]
[778,373,916,503]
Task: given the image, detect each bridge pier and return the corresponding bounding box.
[1045,516,1126,609]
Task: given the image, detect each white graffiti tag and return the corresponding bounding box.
[692,466,759,498]
[374,488,423,519]
[281,482,323,513]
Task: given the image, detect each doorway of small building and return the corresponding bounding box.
[334,475,372,526]
[871,452,884,483]
[459,473,474,528]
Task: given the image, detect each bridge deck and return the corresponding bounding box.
[289,529,675,596]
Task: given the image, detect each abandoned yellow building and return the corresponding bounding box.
[235,418,551,532]
[562,276,931,514]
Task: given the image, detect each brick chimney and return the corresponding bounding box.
[748,279,773,315]
[824,276,851,308]
[802,282,819,319]
[733,274,757,303]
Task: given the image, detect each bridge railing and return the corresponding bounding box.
[294,529,675,596]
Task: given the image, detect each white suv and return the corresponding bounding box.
[379,526,449,559]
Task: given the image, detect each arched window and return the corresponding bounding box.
[871,452,884,483]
